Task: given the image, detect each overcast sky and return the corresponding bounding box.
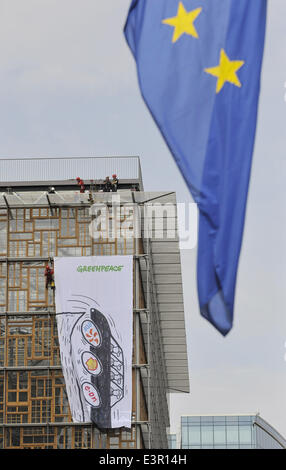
[0,0,285,440]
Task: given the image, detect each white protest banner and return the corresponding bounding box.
[54,256,133,429]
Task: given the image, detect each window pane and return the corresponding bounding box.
[226,425,239,444]
[238,416,252,423]
[201,416,213,424]
[213,416,226,423]
[214,426,226,445]
[181,426,188,445]
[226,416,238,424]
[188,416,200,423]
[239,425,252,445]
[201,425,213,445]
[188,427,201,445]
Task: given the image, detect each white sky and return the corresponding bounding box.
[0,0,285,440]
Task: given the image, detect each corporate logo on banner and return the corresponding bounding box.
[54,255,133,429]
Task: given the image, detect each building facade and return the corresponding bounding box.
[0,157,189,449]
[168,433,178,449]
[180,414,286,449]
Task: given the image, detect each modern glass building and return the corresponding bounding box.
[0,156,190,449]
[168,433,178,449]
[180,414,286,449]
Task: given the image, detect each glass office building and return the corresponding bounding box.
[0,156,190,449]
[181,414,286,449]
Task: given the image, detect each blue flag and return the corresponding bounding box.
[124,0,267,335]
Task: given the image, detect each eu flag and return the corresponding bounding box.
[124,0,267,335]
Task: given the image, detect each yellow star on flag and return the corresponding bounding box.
[162,2,202,43]
[205,49,245,93]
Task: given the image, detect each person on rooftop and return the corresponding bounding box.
[103,176,112,192]
[111,174,119,192]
